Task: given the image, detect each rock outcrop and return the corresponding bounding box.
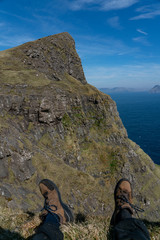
[0,33,160,221]
[150,85,160,93]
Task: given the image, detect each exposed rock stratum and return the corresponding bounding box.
[0,32,160,221]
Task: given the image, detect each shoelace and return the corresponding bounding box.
[42,203,58,213]
[42,202,71,222]
[41,203,61,223]
[118,195,144,218]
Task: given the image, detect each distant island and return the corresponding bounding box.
[149,85,160,93]
[99,87,148,93]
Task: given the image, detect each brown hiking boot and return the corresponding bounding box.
[39,179,74,224]
[111,178,134,225]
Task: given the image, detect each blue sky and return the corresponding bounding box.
[0,0,160,89]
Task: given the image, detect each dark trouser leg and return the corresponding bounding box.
[115,208,132,224]
[32,233,49,240]
[32,213,64,240]
[113,210,150,240]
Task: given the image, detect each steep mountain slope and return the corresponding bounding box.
[0,32,160,222]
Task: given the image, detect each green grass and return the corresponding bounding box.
[38,133,53,148]
[62,113,72,128]
[0,69,51,87]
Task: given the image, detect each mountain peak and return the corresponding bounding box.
[2,32,87,85]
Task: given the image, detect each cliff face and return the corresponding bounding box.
[0,32,160,221]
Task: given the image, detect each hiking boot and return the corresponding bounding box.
[111,178,134,225]
[39,179,74,224]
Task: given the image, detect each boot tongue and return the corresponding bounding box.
[116,193,129,207]
[117,192,130,203]
[121,203,134,214]
[45,198,50,205]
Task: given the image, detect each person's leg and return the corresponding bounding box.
[33,233,49,240]
[115,208,132,224]
[33,213,63,240]
[111,178,150,240]
[111,178,134,226]
[33,179,74,240]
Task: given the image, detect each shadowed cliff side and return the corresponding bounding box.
[0,32,160,226]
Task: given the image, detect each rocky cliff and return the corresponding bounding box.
[0,32,160,222]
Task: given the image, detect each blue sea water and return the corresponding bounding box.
[103,92,160,165]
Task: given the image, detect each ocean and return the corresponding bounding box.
[102,91,160,165]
